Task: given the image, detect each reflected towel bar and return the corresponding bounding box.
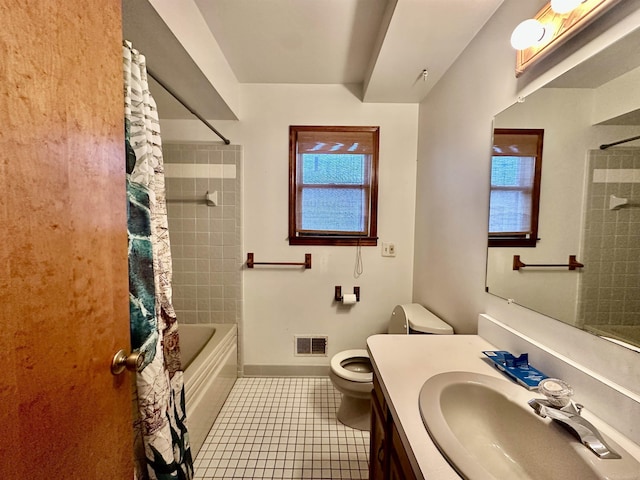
[246,252,312,269]
[513,255,584,271]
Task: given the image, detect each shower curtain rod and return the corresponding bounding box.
[147,69,231,145]
[599,134,640,150]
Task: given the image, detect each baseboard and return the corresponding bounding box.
[243,364,330,377]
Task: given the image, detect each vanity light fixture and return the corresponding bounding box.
[550,0,586,14]
[512,0,621,76]
[510,19,550,50]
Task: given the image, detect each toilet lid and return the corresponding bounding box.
[403,304,454,334]
[330,349,373,383]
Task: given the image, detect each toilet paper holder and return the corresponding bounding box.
[334,286,360,302]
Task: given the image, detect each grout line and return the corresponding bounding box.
[194,377,370,479]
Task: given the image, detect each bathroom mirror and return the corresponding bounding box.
[486,27,640,351]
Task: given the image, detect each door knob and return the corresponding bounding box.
[111,349,145,375]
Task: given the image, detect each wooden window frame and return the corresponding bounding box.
[288,125,379,246]
[489,128,544,248]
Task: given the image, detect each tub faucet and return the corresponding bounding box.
[528,398,621,459]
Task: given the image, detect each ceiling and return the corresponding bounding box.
[124,0,505,120]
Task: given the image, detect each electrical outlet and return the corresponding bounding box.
[382,242,396,257]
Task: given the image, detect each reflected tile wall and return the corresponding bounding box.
[163,143,242,325]
[579,148,640,329]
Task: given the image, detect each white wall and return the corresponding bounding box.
[593,65,640,125]
[163,84,419,369]
[414,0,640,393]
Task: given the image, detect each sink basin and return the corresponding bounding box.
[418,371,640,480]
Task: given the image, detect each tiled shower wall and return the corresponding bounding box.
[579,148,640,334]
[163,143,242,325]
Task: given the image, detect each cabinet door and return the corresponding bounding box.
[389,422,418,480]
[369,391,387,480]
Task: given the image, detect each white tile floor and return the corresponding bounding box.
[193,377,370,479]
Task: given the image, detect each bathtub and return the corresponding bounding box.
[181,323,237,456]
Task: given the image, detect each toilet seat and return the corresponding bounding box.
[330,349,373,383]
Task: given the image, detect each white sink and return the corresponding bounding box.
[418,371,640,480]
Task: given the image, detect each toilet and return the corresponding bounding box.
[329,303,453,430]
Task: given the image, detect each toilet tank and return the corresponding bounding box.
[387,304,454,335]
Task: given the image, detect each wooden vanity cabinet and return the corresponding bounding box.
[389,421,417,480]
[370,374,387,480]
[370,373,418,480]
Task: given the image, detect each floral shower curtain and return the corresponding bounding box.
[124,41,193,480]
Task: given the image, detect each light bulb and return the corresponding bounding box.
[510,19,546,50]
[550,0,584,14]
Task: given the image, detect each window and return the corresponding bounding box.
[289,125,379,246]
[489,128,543,247]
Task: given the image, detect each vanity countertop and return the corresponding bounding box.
[367,334,502,479]
[366,333,640,480]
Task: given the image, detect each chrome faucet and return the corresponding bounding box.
[528,398,621,459]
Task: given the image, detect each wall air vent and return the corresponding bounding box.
[294,336,328,356]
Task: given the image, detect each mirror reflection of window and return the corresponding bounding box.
[489,129,544,247]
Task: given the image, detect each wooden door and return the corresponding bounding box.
[0,2,133,478]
